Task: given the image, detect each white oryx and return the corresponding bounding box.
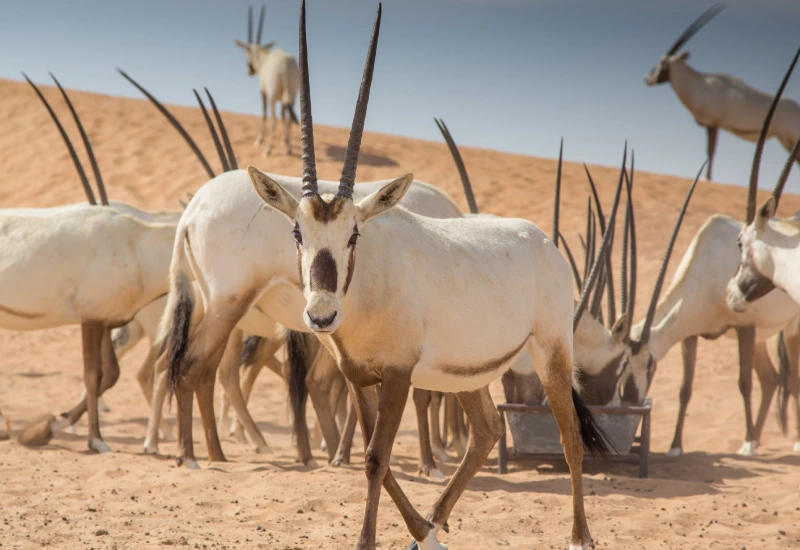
[0,73,185,453]
[215,3,609,548]
[645,3,800,181]
[727,44,800,452]
[235,4,300,156]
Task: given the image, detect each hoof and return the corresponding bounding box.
[143,445,160,456]
[89,438,111,453]
[666,447,683,457]
[253,137,263,147]
[51,416,72,432]
[64,425,77,435]
[98,397,111,413]
[389,454,400,466]
[737,441,758,456]
[253,444,271,455]
[320,438,328,453]
[176,457,200,470]
[408,531,448,550]
[17,414,56,447]
[233,430,247,445]
[793,441,800,453]
[568,543,594,550]
[331,457,349,468]
[420,466,446,480]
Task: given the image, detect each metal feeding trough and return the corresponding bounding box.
[496,396,652,478]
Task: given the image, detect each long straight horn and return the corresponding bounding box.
[772,134,800,208]
[623,155,638,337]
[338,3,382,199]
[561,236,583,294]
[584,161,617,326]
[118,68,215,179]
[574,147,626,330]
[49,73,108,206]
[298,0,318,197]
[205,88,238,170]
[248,5,253,44]
[23,72,96,205]
[639,159,706,344]
[434,118,478,214]
[552,139,563,248]
[746,44,800,224]
[666,3,726,56]
[256,5,266,45]
[193,90,229,172]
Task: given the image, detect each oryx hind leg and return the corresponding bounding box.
[413,388,444,479]
[667,336,698,457]
[332,398,357,467]
[429,392,450,463]
[81,322,113,453]
[533,338,593,550]
[262,100,278,156]
[751,340,777,443]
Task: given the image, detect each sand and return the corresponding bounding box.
[0,78,798,549]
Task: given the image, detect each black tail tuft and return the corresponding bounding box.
[286,330,311,440]
[166,274,194,396]
[572,388,614,457]
[240,335,262,366]
[777,330,790,435]
[285,104,299,125]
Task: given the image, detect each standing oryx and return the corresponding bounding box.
[645,4,800,181]
[235,4,300,156]
[232,2,609,548]
[727,43,800,452]
[4,73,183,453]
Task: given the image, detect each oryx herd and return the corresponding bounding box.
[3,2,800,550]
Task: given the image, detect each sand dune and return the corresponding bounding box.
[0,78,798,549]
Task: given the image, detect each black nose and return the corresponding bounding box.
[308,311,337,329]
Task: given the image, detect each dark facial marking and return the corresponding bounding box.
[343,245,356,295]
[437,334,531,377]
[737,261,776,303]
[578,353,624,405]
[310,248,338,293]
[309,194,348,223]
[655,64,670,84]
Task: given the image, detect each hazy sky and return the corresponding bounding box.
[2,0,800,193]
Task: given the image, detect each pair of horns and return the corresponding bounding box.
[118,68,237,178]
[299,0,382,199]
[24,72,109,206]
[665,3,726,57]
[745,44,800,223]
[248,5,266,45]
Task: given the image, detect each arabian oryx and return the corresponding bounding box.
[226,2,609,548]
[5,73,184,453]
[235,4,300,156]
[727,43,800,452]
[645,3,800,181]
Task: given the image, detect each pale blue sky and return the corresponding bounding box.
[2,0,800,193]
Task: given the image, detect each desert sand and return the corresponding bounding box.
[0,78,798,549]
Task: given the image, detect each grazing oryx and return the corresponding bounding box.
[727,44,800,452]
[235,4,300,156]
[223,3,609,548]
[434,118,635,407]
[5,73,183,452]
[645,3,800,181]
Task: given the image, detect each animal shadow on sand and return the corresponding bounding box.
[325,144,398,167]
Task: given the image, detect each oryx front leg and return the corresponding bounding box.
[81,322,113,454]
[255,92,267,147]
[332,399,358,467]
[262,99,278,156]
[414,386,502,550]
[305,346,344,463]
[736,326,758,455]
[144,353,169,455]
[667,336,698,457]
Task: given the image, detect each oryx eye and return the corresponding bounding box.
[293,224,303,245]
[348,227,360,247]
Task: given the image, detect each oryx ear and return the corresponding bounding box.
[261,40,275,50]
[177,199,188,210]
[248,166,298,220]
[756,196,776,230]
[675,51,690,62]
[235,39,249,50]
[356,174,414,223]
[610,313,628,346]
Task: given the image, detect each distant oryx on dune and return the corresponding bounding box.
[645,3,800,181]
[235,4,300,156]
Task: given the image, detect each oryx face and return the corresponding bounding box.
[727,213,776,313]
[249,168,413,334]
[619,343,656,405]
[645,52,689,86]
